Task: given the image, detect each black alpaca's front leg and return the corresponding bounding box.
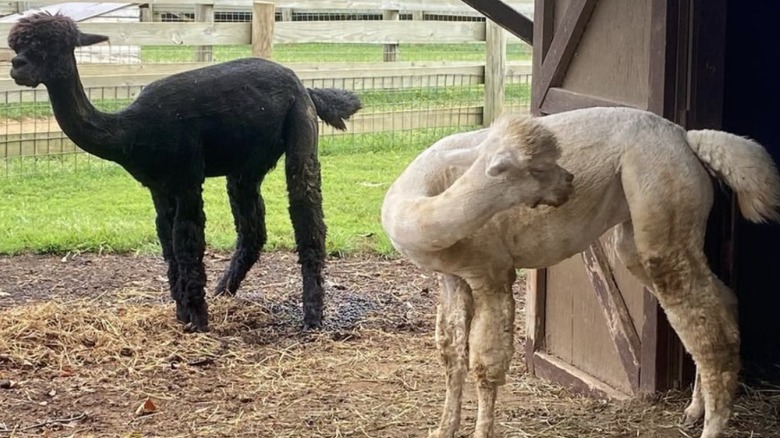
[172,188,209,332]
[215,173,267,296]
[284,108,327,330]
[151,190,179,300]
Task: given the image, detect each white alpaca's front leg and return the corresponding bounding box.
[468,275,515,438]
[430,274,473,438]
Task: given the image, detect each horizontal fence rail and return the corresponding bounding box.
[0,21,488,48]
[0,0,533,177]
[0,61,530,100]
[4,0,533,12]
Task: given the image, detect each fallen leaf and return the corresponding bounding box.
[135,398,156,416]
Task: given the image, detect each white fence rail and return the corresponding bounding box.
[0,1,534,167]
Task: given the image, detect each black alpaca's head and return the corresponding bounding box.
[7,12,108,87]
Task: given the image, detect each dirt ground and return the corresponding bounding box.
[0,251,777,438]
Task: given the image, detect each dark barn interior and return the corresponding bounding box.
[462,0,780,393]
[723,0,780,382]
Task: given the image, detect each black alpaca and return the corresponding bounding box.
[7,13,362,332]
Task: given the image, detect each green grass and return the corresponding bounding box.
[0,128,476,256]
[0,40,532,256]
[140,43,532,64]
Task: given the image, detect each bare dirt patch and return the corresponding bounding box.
[0,252,777,437]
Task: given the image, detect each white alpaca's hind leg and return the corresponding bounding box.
[639,252,739,438]
[614,222,652,286]
[614,221,710,426]
[684,371,705,426]
[430,274,473,438]
[614,222,705,425]
[683,283,739,429]
[467,270,516,438]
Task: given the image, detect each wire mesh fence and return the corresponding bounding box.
[132,6,532,65]
[506,70,533,113]
[0,70,531,178]
[0,4,533,178]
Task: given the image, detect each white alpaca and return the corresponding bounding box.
[381,107,780,438]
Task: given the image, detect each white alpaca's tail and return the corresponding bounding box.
[687,130,780,223]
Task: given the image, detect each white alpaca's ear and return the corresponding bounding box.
[486,151,516,177]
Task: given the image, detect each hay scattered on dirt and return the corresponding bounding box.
[0,253,777,437]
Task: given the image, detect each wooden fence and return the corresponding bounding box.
[0,0,533,163]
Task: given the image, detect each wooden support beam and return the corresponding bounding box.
[540,88,628,114]
[251,1,275,59]
[194,3,215,62]
[383,9,400,62]
[483,19,506,125]
[581,240,641,391]
[532,0,597,110]
[525,268,547,375]
[458,0,533,45]
[533,352,631,400]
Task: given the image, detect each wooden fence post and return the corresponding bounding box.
[383,9,399,62]
[194,2,214,62]
[484,19,506,126]
[139,4,152,22]
[252,1,275,59]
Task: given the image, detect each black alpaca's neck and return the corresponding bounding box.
[45,62,127,163]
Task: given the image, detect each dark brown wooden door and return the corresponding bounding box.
[526,0,730,397]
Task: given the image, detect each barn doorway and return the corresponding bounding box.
[723,0,780,385]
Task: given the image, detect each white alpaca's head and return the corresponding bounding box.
[483,114,574,208]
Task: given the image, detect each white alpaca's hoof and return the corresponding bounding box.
[682,403,705,427]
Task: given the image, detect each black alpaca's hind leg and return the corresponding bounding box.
[151,190,179,302]
[285,104,327,330]
[215,174,267,296]
[172,187,209,332]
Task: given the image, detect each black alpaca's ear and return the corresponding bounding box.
[77,33,109,47]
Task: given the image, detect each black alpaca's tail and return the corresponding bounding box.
[307,88,362,131]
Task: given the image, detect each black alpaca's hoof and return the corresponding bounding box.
[302,315,323,331]
[183,321,210,333]
[213,287,236,297]
[213,277,237,297]
[187,303,210,333]
[175,302,191,324]
[175,301,209,333]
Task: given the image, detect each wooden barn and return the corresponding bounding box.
[469,0,780,398]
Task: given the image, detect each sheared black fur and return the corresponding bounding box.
[8,12,362,332]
